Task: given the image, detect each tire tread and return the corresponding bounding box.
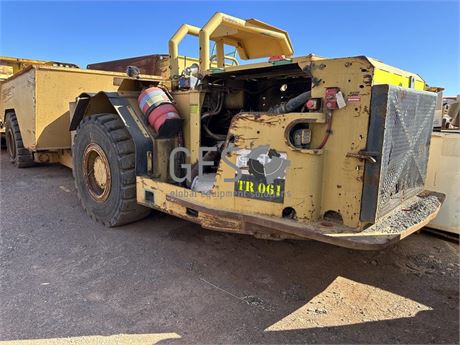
[73,113,149,227]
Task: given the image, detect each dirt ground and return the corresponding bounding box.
[0,151,459,344]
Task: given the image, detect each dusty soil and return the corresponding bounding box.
[0,152,459,344]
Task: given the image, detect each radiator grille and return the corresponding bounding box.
[361,85,437,222]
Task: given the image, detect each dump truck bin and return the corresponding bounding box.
[0,65,161,166]
[1,65,125,150]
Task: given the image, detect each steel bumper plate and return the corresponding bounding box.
[167,190,444,250]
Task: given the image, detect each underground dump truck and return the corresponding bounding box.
[0,13,445,250]
[0,56,78,138]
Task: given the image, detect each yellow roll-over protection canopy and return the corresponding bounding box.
[169,13,294,76]
[200,13,294,70]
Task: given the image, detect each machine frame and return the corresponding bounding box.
[0,13,445,250]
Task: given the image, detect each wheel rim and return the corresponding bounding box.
[6,127,16,160]
[83,143,112,202]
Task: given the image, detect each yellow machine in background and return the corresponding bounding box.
[426,95,460,234]
[0,57,78,136]
[426,132,460,234]
[0,56,78,80]
[0,13,445,249]
[0,64,160,167]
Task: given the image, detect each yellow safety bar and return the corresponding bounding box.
[168,24,201,77]
[199,12,293,71]
[168,13,294,76]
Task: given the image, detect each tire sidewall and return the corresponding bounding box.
[73,119,123,224]
[5,122,16,162]
[5,114,18,163]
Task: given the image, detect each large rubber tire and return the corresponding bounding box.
[4,112,34,168]
[73,113,150,227]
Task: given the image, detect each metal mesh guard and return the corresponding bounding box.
[361,85,437,222]
[376,86,436,217]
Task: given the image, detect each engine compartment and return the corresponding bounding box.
[200,64,312,147]
[168,63,314,191]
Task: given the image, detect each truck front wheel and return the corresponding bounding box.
[73,113,150,226]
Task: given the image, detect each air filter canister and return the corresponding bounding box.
[138,87,182,137]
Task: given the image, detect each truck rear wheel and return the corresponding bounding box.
[5,112,34,168]
[73,113,150,226]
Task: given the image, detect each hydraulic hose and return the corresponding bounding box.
[202,92,226,140]
[201,92,224,120]
[269,91,311,114]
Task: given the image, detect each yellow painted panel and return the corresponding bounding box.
[373,68,425,90]
[172,90,202,163]
[34,67,124,149]
[368,57,425,90]
[213,113,324,221]
[1,64,161,150]
[425,132,460,233]
[0,68,37,149]
[307,57,374,228]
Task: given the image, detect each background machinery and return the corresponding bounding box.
[0,57,78,139]
[425,95,460,235]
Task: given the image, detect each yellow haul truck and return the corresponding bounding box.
[0,13,445,249]
[0,56,78,80]
[0,57,78,135]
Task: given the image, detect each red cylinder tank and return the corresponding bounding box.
[138,87,181,137]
